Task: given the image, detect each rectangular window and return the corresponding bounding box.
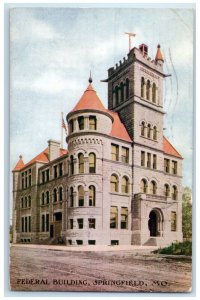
[42,171,45,184]
[111,144,119,161]
[46,169,50,181]
[76,240,83,245]
[110,206,118,229]
[54,165,58,178]
[164,158,170,173]
[25,171,28,188]
[41,193,45,205]
[21,198,24,208]
[172,161,178,175]
[42,215,45,232]
[171,212,177,231]
[121,207,128,229]
[147,153,151,168]
[69,120,74,133]
[28,196,31,207]
[78,116,84,130]
[111,240,119,245]
[69,219,73,229]
[59,163,63,177]
[22,173,24,189]
[46,192,49,204]
[28,169,32,186]
[89,116,97,130]
[88,240,96,245]
[122,147,129,163]
[46,214,49,232]
[21,217,24,232]
[141,151,145,166]
[153,154,157,169]
[25,216,28,232]
[88,218,96,229]
[77,218,84,229]
[28,216,31,232]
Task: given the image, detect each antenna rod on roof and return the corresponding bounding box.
[124,32,136,52]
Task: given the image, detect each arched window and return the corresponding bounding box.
[150,181,157,195]
[69,187,74,207]
[141,121,146,136]
[70,155,74,175]
[89,116,97,130]
[140,179,147,193]
[89,185,96,206]
[120,82,124,102]
[78,116,84,130]
[122,176,129,193]
[147,124,151,139]
[78,153,84,173]
[153,126,157,140]
[126,78,129,99]
[89,153,96,173]
[110,174,119,192]
[78,186,84,207]
[146,80,150,100]
[59,186,63,202]
[152,83,156,103]
[164,184,170,197]
[115,86,119,106]
[41,193,45,205]
[53,188,57,202]
[21,197,24,208]
[141,77,145,98]
[46,191,49,204]
[172,185,178,200]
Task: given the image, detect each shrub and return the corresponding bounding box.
[154,241,192,256]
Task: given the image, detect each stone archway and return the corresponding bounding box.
[148,209,164,237]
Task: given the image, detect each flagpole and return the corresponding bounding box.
[61,112,63,149]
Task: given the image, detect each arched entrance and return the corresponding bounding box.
[148,209,163,237]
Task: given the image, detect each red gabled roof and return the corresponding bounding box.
[13,156,24,171]
[13,148,68,171]
[109,111,132,142]
[163,137,182,158]
[72,83,107,113]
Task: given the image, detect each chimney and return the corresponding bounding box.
[48,140,60,161]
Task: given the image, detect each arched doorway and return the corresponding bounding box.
[148,209,163,237]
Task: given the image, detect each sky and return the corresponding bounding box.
[10,7,194,188]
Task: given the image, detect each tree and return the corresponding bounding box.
[182,187,192,240]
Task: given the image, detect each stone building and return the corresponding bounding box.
[12,43,183,246]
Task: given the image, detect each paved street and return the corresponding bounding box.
[10,244,192,293]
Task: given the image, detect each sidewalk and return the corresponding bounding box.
[11,243,159,253]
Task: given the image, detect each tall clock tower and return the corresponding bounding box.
[103,43,167,152]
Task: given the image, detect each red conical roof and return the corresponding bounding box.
[71,83,107,113]
[155,44,164,62]
[13,155,24,171]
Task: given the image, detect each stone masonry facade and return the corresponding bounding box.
[12,43,183,246]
